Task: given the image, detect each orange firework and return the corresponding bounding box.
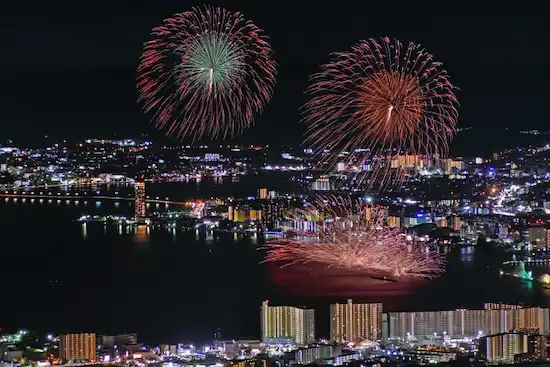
[303,37,459,189]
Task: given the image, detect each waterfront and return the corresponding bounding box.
[2,182,550,344]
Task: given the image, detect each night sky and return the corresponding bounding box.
[2,2,550,145]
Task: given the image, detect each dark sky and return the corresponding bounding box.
[2,2,549,145]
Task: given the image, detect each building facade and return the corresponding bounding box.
[330,299,383,342]
[387,306,550,340]
[97,333,138,351]
[60,333,96,361]
[261,301,315,345]
[480,332,529,364]
[292,345,342,365]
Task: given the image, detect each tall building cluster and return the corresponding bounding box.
[226,192,289,228]
[387,306,550,340]
[262,300,550,348]
[260,301,315,345]
[479,331,548,364]
[57,333,139,362]
[330,300,383,342]
[261,299,383,346]
[310,176,332,191]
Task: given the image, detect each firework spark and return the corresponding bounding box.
[137,6,277,140]
[303,37,459,188]
[263,198,444,280]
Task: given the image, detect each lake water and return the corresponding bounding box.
[2,182,550,344]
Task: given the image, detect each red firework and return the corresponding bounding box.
[263,197,444,281]
[303,37,459,188]
[137,6,277,140]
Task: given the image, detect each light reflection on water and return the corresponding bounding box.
[0,179,301,341]
[79,220,261,249]
[460,246,475,263]
[2,192,550,304]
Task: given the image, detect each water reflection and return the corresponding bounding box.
[134,225,150,246]
[78,220,262,251]
[460,246,475,263]
[81,222,156,245]
[5,193,550,324]
[266,262,428,296]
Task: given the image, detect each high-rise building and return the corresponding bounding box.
[292,345,342,365]
[134,181,146,220]
[527,333,548,361]
[451,216,462,231]
[387,306,550,340]
[390,155,426,169]
[232,208,247,222]
[60,333,96,361]
[330,299,383,342]
[387,216,401,228]
[311,176,332,191]
[228,205,234,221]
[514,307,550,332]
[249,209,263,221]
[258,188,268,200]
[436,218,448,228]
[484,303,522,310]
[443,158,465,175]
[527,226,547,247]
[480,332,529,364]
[261,300,315,345]
[264,199,287,226]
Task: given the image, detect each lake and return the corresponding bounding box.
[1,182,550,344]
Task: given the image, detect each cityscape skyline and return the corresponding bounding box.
[3,137,550,345]
[3,2,550,366]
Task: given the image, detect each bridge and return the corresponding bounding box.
[0,183,68,191]
[0,192,186,206]
[502,259,550,266]
[0,182,206,217]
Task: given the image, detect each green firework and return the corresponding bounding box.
[184,33,243,93]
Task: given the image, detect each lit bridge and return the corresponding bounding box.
[502,259,550,266]
[0,183,68,191]
[0,191,186,206]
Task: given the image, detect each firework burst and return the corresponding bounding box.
[263,197,444,280]
[137,6,277,140]
[303,37,459,189]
